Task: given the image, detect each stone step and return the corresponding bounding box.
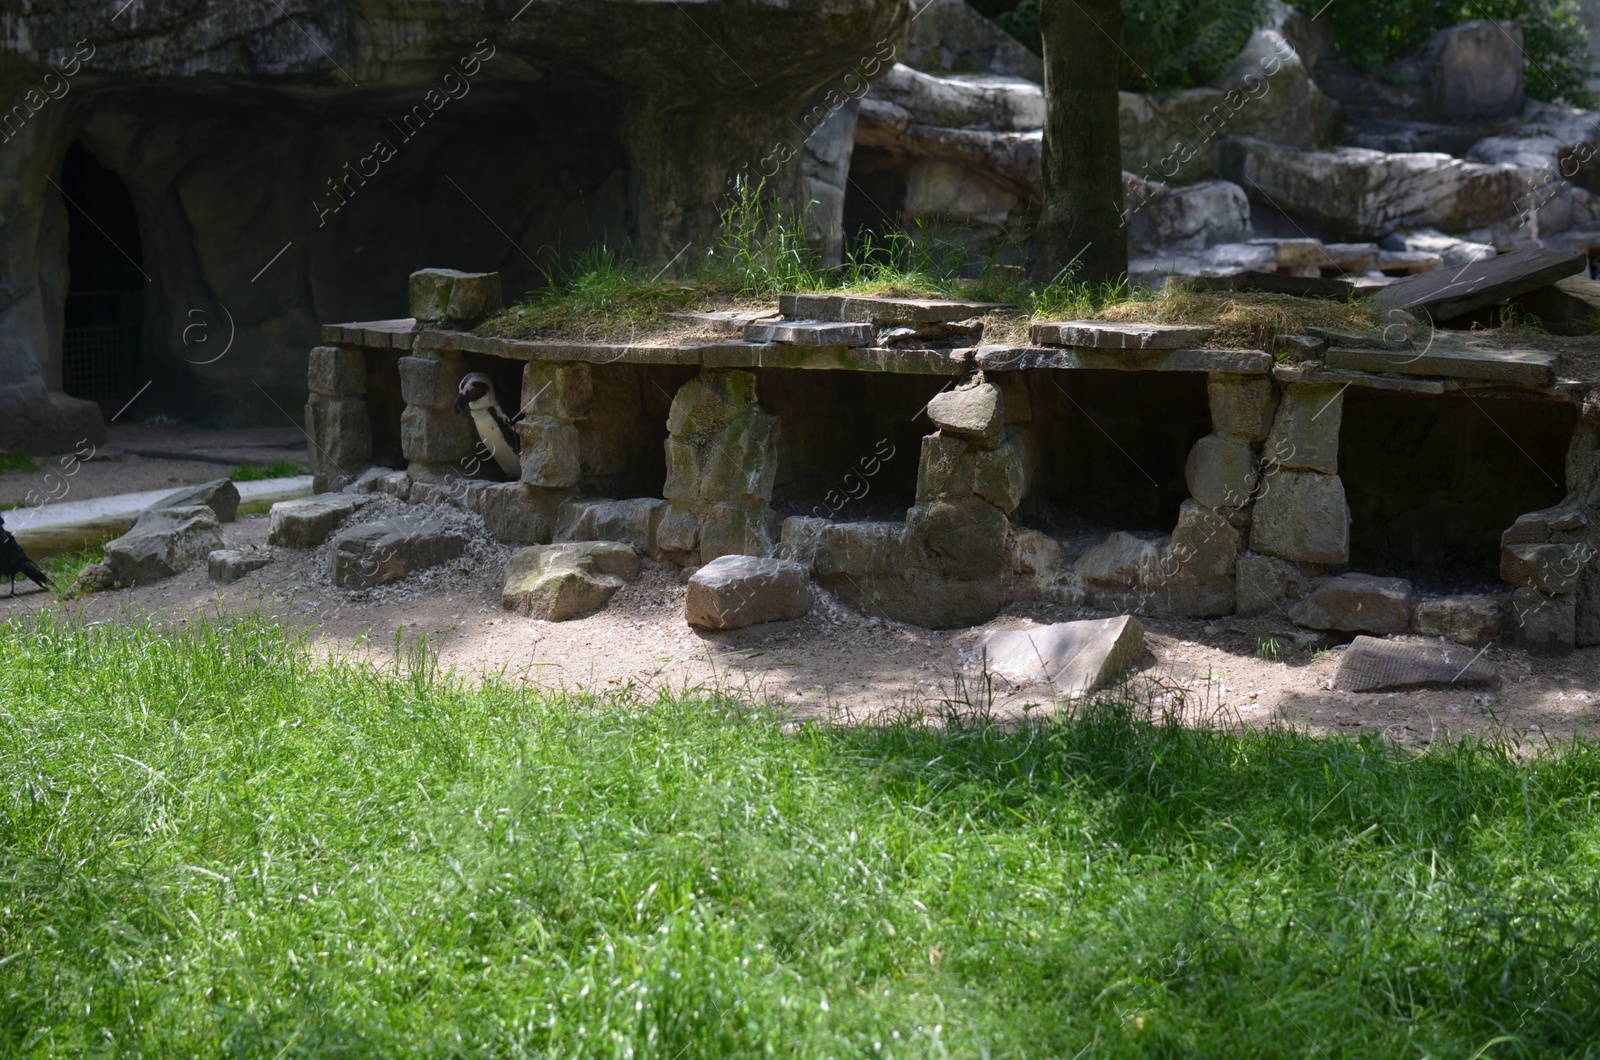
[1333,635,1497,692]
[1030,320,1216,349]
[743,319,874,345]
[1324,344,1558,387]
[1367,246,1588,321]
[778,293,1007,325]
[667,309,779,335]
[976,344,1272,374]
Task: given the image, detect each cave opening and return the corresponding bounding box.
[60,142,146,417]
[1339,389,1575,588]
[1017,369,1212,536]
[763,369,945,522]
[576,363,695,499]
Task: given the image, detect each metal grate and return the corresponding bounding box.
[62,290,141,416]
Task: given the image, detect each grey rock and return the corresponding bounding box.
[307,346,366,398]
[1502,542,1585,596]
[907,497,1010,580]
[901,0,1043,81]
[1380,228,1497,268]
[1333,635,1498,693]
[1368,246,1587,322]
[472,481,563,546]
[522,361,593,421]
[1208,372,1279,444]
[1031,320,1215,349]
[926,382,1004,446]
[972,431,1028,512]
[72,562,117,594]
[398,353,467,411]
[516,417,582,489]
[978,615,1145,696]
[331,518,466,589]
[145,478,241,522]
[267,494,368,548]
[207,548,270,584]
[1507,586,1576,656]
[305,395,372,493]
[1168,499,1240,581]
[1416,20,1524,122]
[686,554,812,630]
[780,293,1011,326]
[501,541,640,621]
[104,505,223,586]
[409,269,502,323]
[778,515,831,569]
[1235,551,1320,618]
[400,404,476,466]
[1264,383,1343,473]
[916,432,977,503]
[1251,470,1350,565]
[1185,433,1259,511]
[555,497,667,555]
[698,501,774,563]
[1290,573,1415,635]
[744,320,873,345]
[1412,593,1504,647]
[1010,528,1085,606]
[814,520,905,578]
[1123,175,1253,256]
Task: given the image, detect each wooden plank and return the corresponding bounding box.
[1332,636,1498,692]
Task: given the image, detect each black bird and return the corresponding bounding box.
[0,514,48,596]
[455,372,523,478]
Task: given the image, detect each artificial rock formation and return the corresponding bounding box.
[660,369,780,565]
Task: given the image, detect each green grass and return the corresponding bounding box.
[3,612,1598,1056]
[0,453,38,476]
[35,537,111,597]
[230,461,307,482]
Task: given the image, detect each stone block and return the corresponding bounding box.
[1508,586,1575,656]
[554,497,667,554]
[332,518,467,589]
[977,615,1145,695]
[916,432,976,503]
[1418,19,1524,122]
[1010,528,1085,606]
[501,541,640,620]
[744,319,873,345]
[522,361,593,421]
[655,504,699,560]
[145,478,241,522]
[1185,433,1258,511]
[1289,573,1414,635]
[973,431,1028,513]
[401,404,476,466]
[268,494,368,548]
[907,497,1009,580]
[1030,321,1214,349]
[686,555,812,630]
[666,370,760,435]
[698,408,779,502]
[1412,593,1504,647]
[926,382,1004,448]
[305,395,371,490]
[1168,499,1240,581]
[1235,552,1320,618]
[103,505,223,586]
[207,549,270,584]
[815,521,906,578]
[778,515,830,569]
[1501,543,1585,596]
[308,346,366,398]
[698,502,772,563]
[1251,470,1349,565]
[410,268,501,322]
[397,353,467,410]
[1076,531,1163,591]
[517,416,582,489]
[472,482,563,545]
[1333,636,1498,693]
[1568,419,1600,508]
[1264,382,1342,473]
[1208,373,1279,444]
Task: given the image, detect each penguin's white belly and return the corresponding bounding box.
[470,408,521,478]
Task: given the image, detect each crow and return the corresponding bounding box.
[455,372,523,478]
[0,514,48,596]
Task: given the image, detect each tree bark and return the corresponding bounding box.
[1034,0,1128,287]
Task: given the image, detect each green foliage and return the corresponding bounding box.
[230,461,306,482]
[707,176,823,296]
[4,612,1600,1054]
[1121,0,1271,90]
[1320,0,1594,104]
[0,453,38,476]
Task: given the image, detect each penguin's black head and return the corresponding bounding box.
[455,372,493,414]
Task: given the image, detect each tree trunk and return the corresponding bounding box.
[1034,0,1128,287]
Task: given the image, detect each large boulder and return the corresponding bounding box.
[103,505,223,586]
[1415,20,1525,122]
[501,541,640,621]
[1123,175,1253,255]
[686,555,812,630]
[145,478,240,522]
[331,518,466,589]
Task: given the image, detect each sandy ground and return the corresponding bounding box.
[2,492,1594,752]
[0,425,308,510]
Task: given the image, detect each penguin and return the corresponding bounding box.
[454,371,522,479]
[0,514,48,596]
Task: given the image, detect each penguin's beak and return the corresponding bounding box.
[454,393,469,414]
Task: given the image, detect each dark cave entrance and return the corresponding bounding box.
[1017,370,1213,536]
[1339,389,1575,587]
[60,142,146,417]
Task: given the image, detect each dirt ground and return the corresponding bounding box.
[2,492,1594,752]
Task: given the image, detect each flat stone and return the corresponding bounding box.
[779,293,1008,325]
[501,541,640,620]
[1238,271,1355,300]
[1324,345,1557,388]
[777,515,830,569]
[1264,383,1343,473]
[1367,246,1586,322]
[1251,470,1350,565]
[207,549,270,584]
[1413,593,1504,646]
[926,383,1004,446]
[685,554,812,630]
[977,615,1145,696]
[104,505,223,586]
[1377,249,1444,274]
[1029,320,1216,349]
[743,320,874,346]
[145,478,241,523]
[267,494,367,548]
[331,518,467,589]
[666,309,780,335]
[1332,636,1498,692]
[975,345,1273,374]
[1290,573,1415,635]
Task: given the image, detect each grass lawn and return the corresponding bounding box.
[2,613,1598,1056]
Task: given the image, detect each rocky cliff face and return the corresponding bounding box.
[0,0,907,442]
